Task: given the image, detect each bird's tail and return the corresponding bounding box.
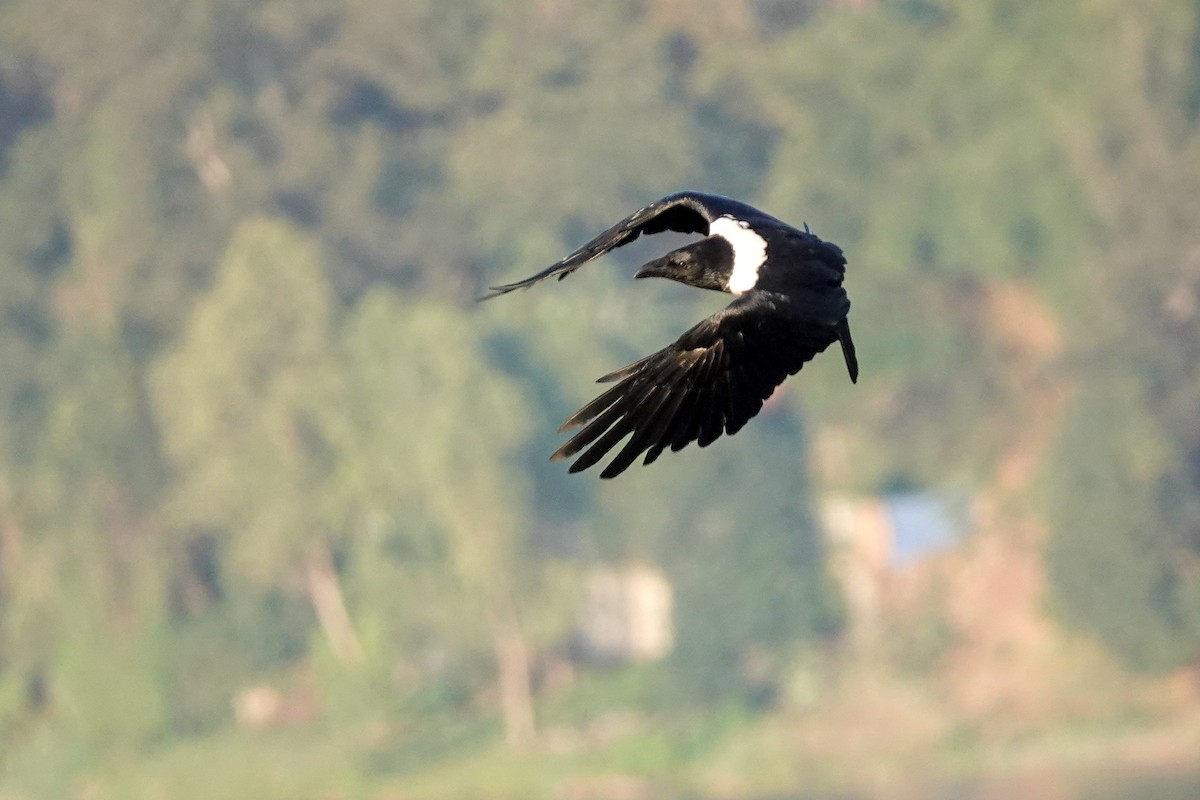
[836,318,858,384]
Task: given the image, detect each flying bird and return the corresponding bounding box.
[482,191,857,478]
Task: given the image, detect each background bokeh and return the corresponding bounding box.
[1,1,1199,798]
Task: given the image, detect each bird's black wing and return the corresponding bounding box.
[551,291,845,478]
[480,192,740,299]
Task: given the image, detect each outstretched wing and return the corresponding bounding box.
[480,192,725,299]
[552,291,845,478]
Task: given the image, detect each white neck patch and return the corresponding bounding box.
[710,216,767,294]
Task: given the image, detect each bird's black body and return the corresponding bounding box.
[483,191,857,478]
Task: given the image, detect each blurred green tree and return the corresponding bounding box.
[150,218,359,664]
[332,289,579,747]
[1041,0,1200,670]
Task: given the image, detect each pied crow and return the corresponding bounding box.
[482,191,857,478]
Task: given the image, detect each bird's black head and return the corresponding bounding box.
[633,237,733,293]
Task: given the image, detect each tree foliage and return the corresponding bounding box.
[151,218,340,579]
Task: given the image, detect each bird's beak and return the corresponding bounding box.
[634,257,675,281]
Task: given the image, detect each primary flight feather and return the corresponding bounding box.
[482,191,857,478]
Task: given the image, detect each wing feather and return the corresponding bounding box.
[480,191,785,300]
[479,192,719,299]
[555,292,844,477]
